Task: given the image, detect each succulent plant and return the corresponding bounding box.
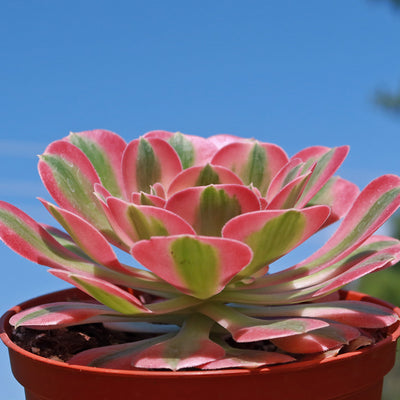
[1,129,400,371]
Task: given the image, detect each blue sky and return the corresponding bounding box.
[1,1,400,397]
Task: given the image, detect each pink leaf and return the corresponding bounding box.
[10,302,119,329]
[144,130,219,167]
[235,299,399,329]
[166,184,261,236]
[211,141,289,196]
[266,158,304,202]
[106,197,196,246]
[200,303,328,342]
[38,140,114,237]
[131,235,253,299]
[65,130,127,198]
[293,174,400,274]
[294,146,349,208]
[68,334,174,369]
[49,269,150,314]
[272,322,360,354]
[306,177,360,228]
[40,199,129,274]
[131,192,166,207]
[167,164,243,197]
[122,137,182,195]
[201,348,294,370]
[222,206,330,278]
[207,134,247,149]
[266,171,312,209]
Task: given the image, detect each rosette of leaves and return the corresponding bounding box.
[1,129,400,371]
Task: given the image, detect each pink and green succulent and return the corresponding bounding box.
[1,129,400,371]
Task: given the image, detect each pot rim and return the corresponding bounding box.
[1,287,399,378]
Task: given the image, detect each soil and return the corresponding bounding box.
[12,324,149,363]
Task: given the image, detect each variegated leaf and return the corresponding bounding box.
[234,298,399,328]
[207,133,247,149]
[68,334,175,369]
[222,206,330,279]
[211,141,289,196]
[131,315,224,370]
[38,140,117,241]
[265,158,305,202]
[306,176,360,228]
[0,201,175,293]
[40,199,129,274]
[271,322,360,354]
[293,146,349,208]
[266,171,312,209]
[200,303,328,342]
[167,164,243,197]
[264,174,400,285]
[9,301,121,329]
[131,192,166,207]
[201,343,294,369]
[144,130,219,168]
[122,137,182,195]
[166,184,261,236]
[218,245,400,305]
[65,130,127,198]
[106,197,196,246]
[245,236,400,290]
[131,235,253,299]
[0,201,107,274]
[49,269,150,314]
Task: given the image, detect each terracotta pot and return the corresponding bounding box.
[1,288,399,400]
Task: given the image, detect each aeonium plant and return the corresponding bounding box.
[1,129,400,371]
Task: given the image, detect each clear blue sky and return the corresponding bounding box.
[1,1,399,397]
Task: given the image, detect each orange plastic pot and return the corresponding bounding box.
[1,288,399,400]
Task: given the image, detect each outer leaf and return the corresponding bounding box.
[271,322,360,354]
[41,224,94,261]
[265,174,400,284]
[68,334,175,369]
[131,235,253,299]
[235,299,399,329]
[0,201,175,293]
[219,246,400,305]
[166,184,261,236]
[222,206,330,279]
[106,197,196,247]
[245,236,400,290]
[211,141,289,196]
[122,137,182,195]
[65,130,127,198]
[200,303,328,342]
[40,199,129,274]
[131,315,225,370]
[49,270,150,314]
[201,344,294,370]
[38,140,114,239]
[0,201,107,274]
[306,177,360,228]
[9,302,121,329]
[167,164,243,197]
